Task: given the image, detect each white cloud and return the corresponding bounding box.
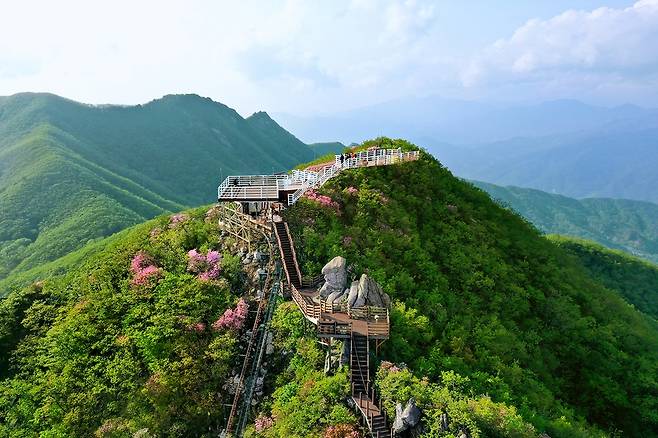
[462,0,658,91]
[1,0,657,113]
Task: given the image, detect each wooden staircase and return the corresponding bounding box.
[352,333,391,438]
[273,219,391,438]
[274,221,302,289]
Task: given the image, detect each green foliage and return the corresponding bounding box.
[285,138,658,437]
[0,207,246,437]
[474,180,658,264]
[377,366,549,438]
[549,235,658,320]
[0,92,319,286]
[245,302,359,438]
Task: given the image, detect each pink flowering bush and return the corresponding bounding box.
[380,361,403,373]
[346,186,358,195]
[254,415,274,432]
[187,249,222,281]
[305,189,340,210]
[323,424,360,438]
[169,213,189,228]
[212,298,249,331]
[130,251,162,287]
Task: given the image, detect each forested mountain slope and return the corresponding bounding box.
[1,139,657,437]
[285,139,658,437]
[474,181,658,264]
[0,93,318,281]
[550,236,658,320]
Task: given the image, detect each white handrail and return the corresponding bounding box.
[219,149,420,203]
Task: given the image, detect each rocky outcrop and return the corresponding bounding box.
[352,274,391,308]
[347,280,359,306]
[326,289,345,306]
[318,256,347,298]
[392,398,422,435]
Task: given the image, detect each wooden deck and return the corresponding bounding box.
[292,287,389,339]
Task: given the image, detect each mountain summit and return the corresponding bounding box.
[0,93,330,281]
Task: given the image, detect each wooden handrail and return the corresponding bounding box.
[283,222,303,286]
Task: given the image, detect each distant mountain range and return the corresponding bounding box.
[0,93,341,280]
[276,97,658,203]
[473,181,658,264]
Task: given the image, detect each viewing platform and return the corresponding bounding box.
[217,148,419,206]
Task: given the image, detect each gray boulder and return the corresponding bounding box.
[326,289,344,305]
[393,398,422,435]
[353,274,391,308]
[392,403,407,434]
[347,281,359,306]
[401,398,421,427]
[319,256,347,297]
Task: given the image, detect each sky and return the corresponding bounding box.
[1,0,656,116]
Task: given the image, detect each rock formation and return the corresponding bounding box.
[347,280,359,306]
[392,398,422,435]
[352,273,391,308]
[318,256,347,298]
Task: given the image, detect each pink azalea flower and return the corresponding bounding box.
[130,251,162,287]
[191,322,206,332]
[304,189,340,210]
[212,298,249,331]
[169,213,189,228]
[187,249,222,280]
[254,415,274,432]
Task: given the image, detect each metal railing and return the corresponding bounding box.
[287,164,341,205]
[218,184,280,201]
[219,149,420,205]
[217,174,289,201]
[337,148,420,170]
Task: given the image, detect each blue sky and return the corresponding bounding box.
[0,0,655,115]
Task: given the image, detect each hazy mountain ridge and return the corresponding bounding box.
[473,181,658,264]
[275,96,658,145]
[276,97,658,203]
[0,92,322,282]
[444,127,658,203]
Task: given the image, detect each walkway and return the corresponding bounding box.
[217,148,419,206]
[274,222,392,438]
[217,148,419,437]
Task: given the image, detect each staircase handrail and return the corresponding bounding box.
[352,333,370,390]
[301,273,324,288]
[351,333,372,430]
[225,233,277,436]
[283,222,303,287]
[273,224,293,287]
